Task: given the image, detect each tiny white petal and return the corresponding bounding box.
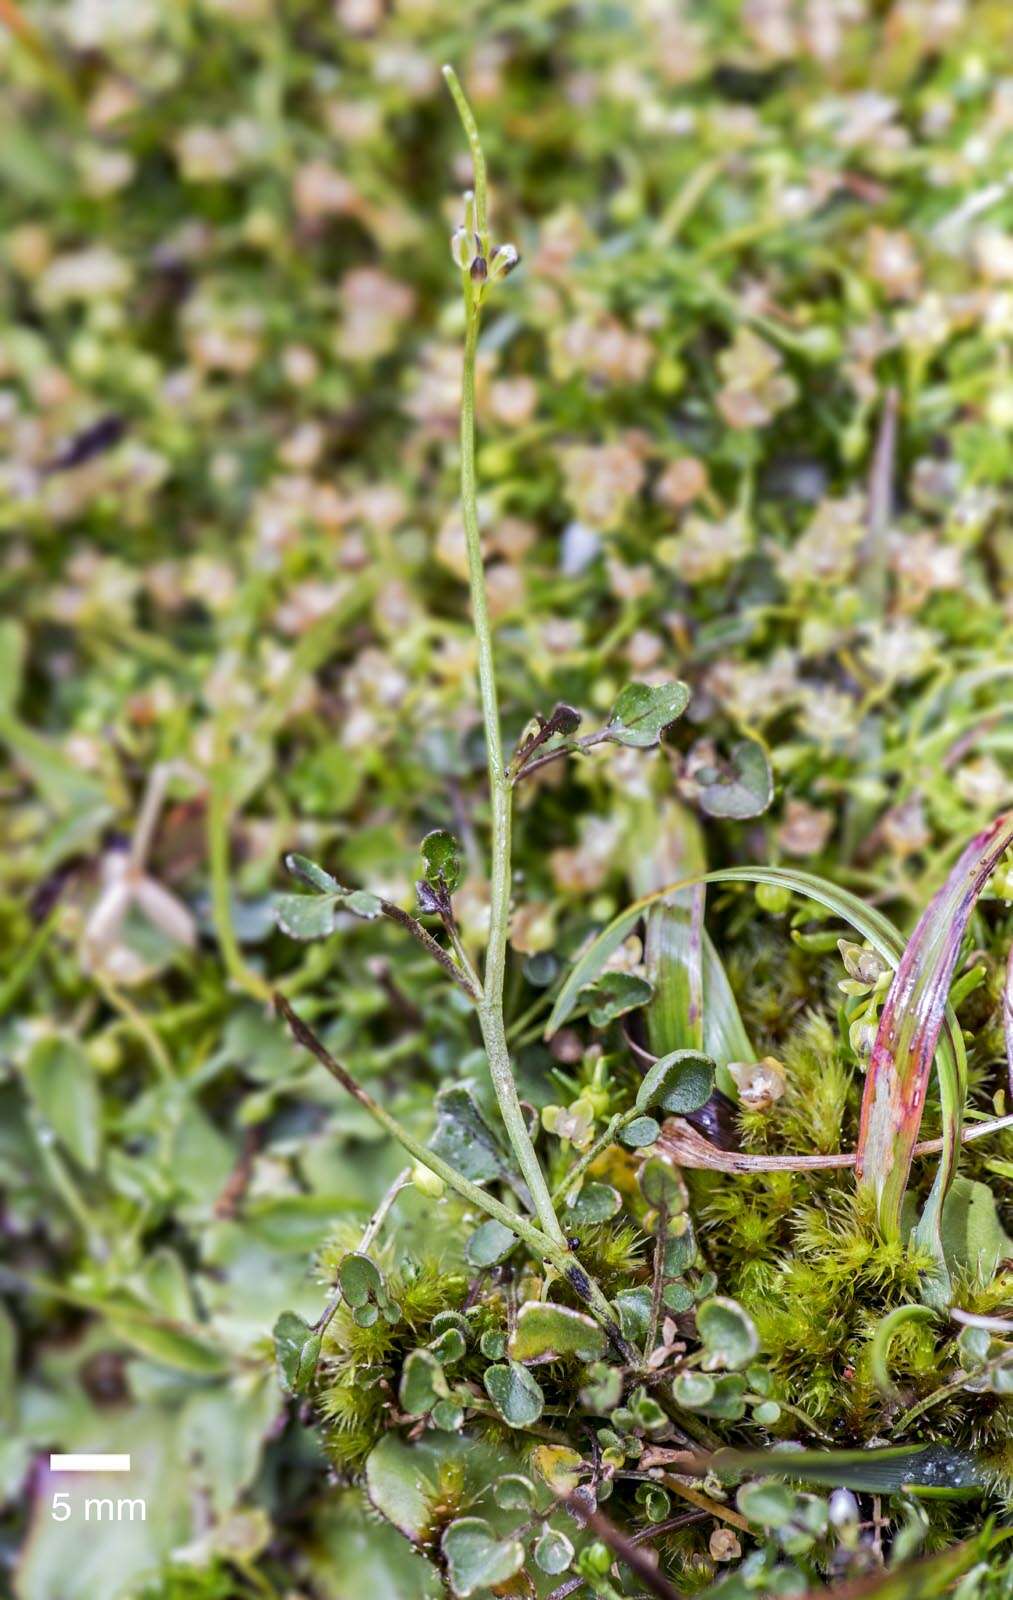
[134,876,198,947]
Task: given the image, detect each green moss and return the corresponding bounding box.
[316,1259,468,1470]
[566,1219,648,1294]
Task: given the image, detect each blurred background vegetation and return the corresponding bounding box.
[2,0,1013,1595]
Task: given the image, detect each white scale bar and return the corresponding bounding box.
[49,1454,131,1473]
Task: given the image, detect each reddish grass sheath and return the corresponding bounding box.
[855,810,1013,1238]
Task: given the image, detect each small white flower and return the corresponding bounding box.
[80,766,197,985]
[729,1057,786,1111]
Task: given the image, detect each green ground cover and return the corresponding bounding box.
[2,2,1013,1596]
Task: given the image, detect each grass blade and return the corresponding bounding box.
[711,1442,986,1494]
[856,812,1013,1240]
[547,865,907,1036]
[645,902,753,1098]
[546,862,969,1283]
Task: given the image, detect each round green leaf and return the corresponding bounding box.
[580,971,653,1028]
[580,1362,623,1413]
[484,1360,544,1427]
[534,1526,574,1574]
[614,1287,652,1346]
[662,1281,694,1313]
[272,1310,322,1395]
[431,1398,465,1432]
[737,1478,796,1529]
[696,739,773,820]
[466,1218,517,1267]
[429,1326,467,1365]
[697,1296,760,1371]
[441,1518,524,1597]
[638,1155,689,1214]
[344,888,384,920]
[607,680,690,747]
[400,1348,449,1417]
[493,1474,535,1511]
[672,1371,715,1409]
[620,1115,660,1148]
[564,1182,622,1223]
[636,1049,715,1116]
[336,1252,383,1308]
[509,1302,607,1363]
[662,1219,697,1275]
[274,892,339,941]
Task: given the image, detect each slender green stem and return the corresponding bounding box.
[447,919,483,996]
[96,975,175,1085]
[0,904,59,1019]
[315,1166,411,1336]
[551,1110,640,1205]
[892,1348,1013,1434]
[449,79,566,1252]
[276,993,553,1259]
[505,987,554,1043]
[208,741,270,1003]
[442,65,487,250]
[276,992,635,1362]
[29,1120,102,1244]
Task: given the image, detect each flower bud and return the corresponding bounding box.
[849,1015,878,1058]
[838,939,889,985]
[829,1487,860,1531]
[450,227,479,272]
[489,242,520,279]
[411,1162,444,1199]
[469,254,488,282]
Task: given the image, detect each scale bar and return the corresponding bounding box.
[49,1454,131,1473]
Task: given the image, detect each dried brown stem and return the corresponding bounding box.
[377,897,481,1000]
[561,1496,686,1599]
[658,1111,1013,1175]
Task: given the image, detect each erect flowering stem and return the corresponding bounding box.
[443,64,488,253]
[274,992,635,1362]
[445,65,568,1252]
[276,991,557,1257]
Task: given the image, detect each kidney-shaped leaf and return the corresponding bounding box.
[607,680,690,748]
[336,1252,383,1308]
[637,1049,715,1115]
[484,1360,544,1427]
[441,1518,525,1598]
[580,971,653,1028]
[695,739,773,819]
[697,1296,759,1370]
[273,1310,322,1395]
[509,1302,607,1363]
[400,1348,449,1417]
[534,1527,574,1574]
